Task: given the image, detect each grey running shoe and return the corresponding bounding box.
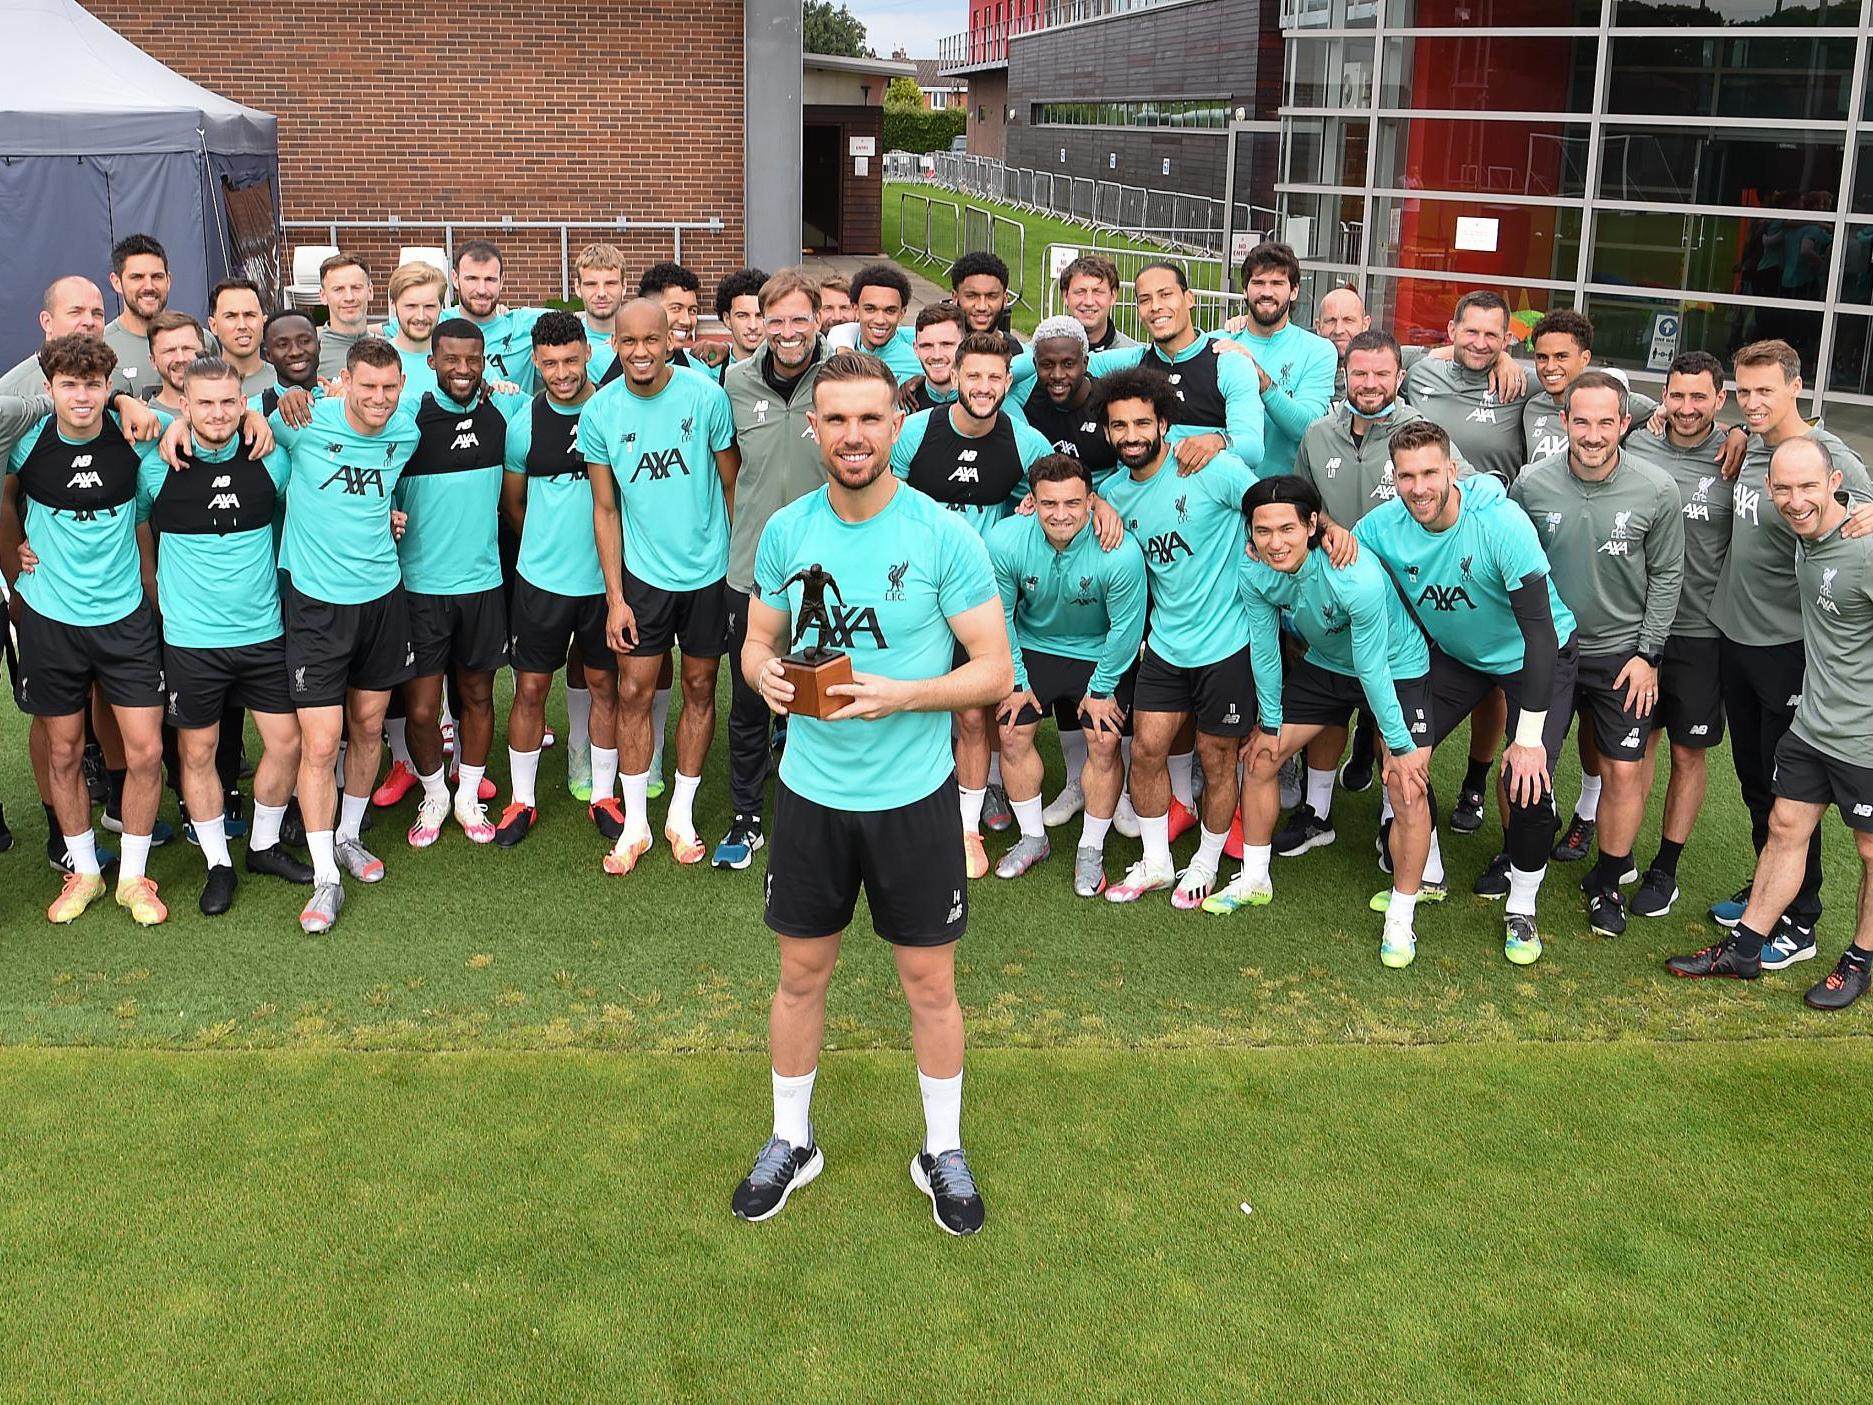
[1073,845,1107,898]
[982,782,1014,833]
[1042,778,1085,827]
[994,833,1050,879]
[335,837,386,883]
[299,881,345,934]
[1277,754,1304,811]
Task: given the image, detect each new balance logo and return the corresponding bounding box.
[1145,531,1193,564]
[753,399,770,422]
[1786,693,1802,707]
[211,475,232,489]
[1221,704,1240,725]
[1855,804,1873,818]
[1078,421,1097,434]
[1690,724,1709,736]
[630,447,690,480]
[320,464,387,496]
[1416,584,1475,612]
[1323,456,1342,478]
[68,454,93,469]
[1620,729,1642,749]
[946,889,964,924]
[956,448,979,463]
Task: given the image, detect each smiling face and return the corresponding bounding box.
[1393,443,1461,528]
[1448,303,1508,373]
[455,255,503,320]
[48,370,108,435]
[112,253,171,325]
[391,282,444,346]
[1104,396,1167,472]
[1134,268,1194,348]
[1662,367,1725,444]
[612,300,670,389]
[1769,439,1844,540]
[1243,265,1296,332]
[346,358,404,431]
[532,337,591,403]
[1064,271,1115,335]
[151,326,206,398]
[763,290,818,375]
[1250,501,1313,573]
[817,285,853,331]
[210,286,264,363]
[1032,335,1088,406]
[913,319,963,389]
[1734,359,1804,439]
[956,350,1010,421]
[653,284,699,344]
[856,283,905,350]
[1344,346,1400,417]
[430,333,486,404]
[1034,471,1092,548]
[263,315,318,386]
[725,294,764,356]
[1564,383,1629,476]
[1534,332,1590,401]
[809,375,902,492]
[954,273,1007,334]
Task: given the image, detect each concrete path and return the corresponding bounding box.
[798,254,950,312]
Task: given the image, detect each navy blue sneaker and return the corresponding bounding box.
[911,1147,986,1236]
[732,1135,822,1222]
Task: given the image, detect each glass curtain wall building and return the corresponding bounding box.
[1278,1,1873,416]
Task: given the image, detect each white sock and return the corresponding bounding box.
[307,831,340,886]
[1425,828,1446,885]
[338,792,369,844]
[669,772,701,833]
[566,685,592,757]
[1141,812,1172,870]
[1507,864,1546,916]
[455,763,485,808]
[120,832,152,882]
[1576,771,1603,821]
[195,815,231,870]
[622,769,650,830]
[418,765,447,806]
[1194,824,1228,871]
[960,785,986,833]
[1168,751,1195,810]
[251,801,286,852]
[591,745,619,802]
[1305,766,1335,817]
[509,748,540,808]
[988,754,1003,787]
[386,715,411,768]
[1243,842,1272,885]
[918,1067,964,1156]
[772,1066,817,1148]
[1060,728,1088,786]
[1386,888,1419,932]
[64,829,100,877]
[1011,795,1044,839]
[1080,812,1112,851]
[650,687,672,774]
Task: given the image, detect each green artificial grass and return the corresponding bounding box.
[0,675,1865,1053]
[2,1040,1869,1403]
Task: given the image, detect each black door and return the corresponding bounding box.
[803,123,842,253]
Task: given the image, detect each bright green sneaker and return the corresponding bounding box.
[1504,912,1543,966]
[1379,927,1417,969]
[1201,871,1272,915]
[1368,881,1448,913]
[647,767,667,801]
[566,746,593,803]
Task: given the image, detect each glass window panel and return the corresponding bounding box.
[1372,195,1582,283]
[1374,117,1591,197]
[1380,34,1599,113]
[1828,315,1873,401]
[1593,209,1839,302]
[1840,224,1873,307]
[1597,127,1844,212]
[1605,37,1857,122]
[1614,0,1862,25]
[1586,291,1823,391]
[1366,275,1572,354]
[1287,39,1334,109]
[1855,138,1873,216]
[1283,117,1370,186]
[1280,192,1369,264]
[1388,0,1598,22]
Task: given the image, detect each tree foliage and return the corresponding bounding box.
[803,2,871,57]
[885,75,924,108]
[883,106,967,155]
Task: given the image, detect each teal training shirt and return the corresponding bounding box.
[1354,473,1576,675]
[397,346,439,404]
[393,388,513,595]
[890,405,1052,542]
[7,412,145,626]
[753,482,997,811]
[584,323,618,384]
[506,390,604,598]
[471,307,548,396]
[578,366,736,590]
[987,512,1147,694]
[1220,321,1338,477]
[275,396,420,605]
[1099,448,1258,668]
[137,433,291,648]
[1238,548,1428,754]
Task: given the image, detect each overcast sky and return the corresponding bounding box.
[842,1,968,58]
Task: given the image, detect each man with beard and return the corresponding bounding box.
[0,276,108,396]
[713,271,833,872]
[733,350,1008,1236]
[141,313,207,425]
[450,240,547,395]
[496,312,618,847]
[635,262,714,373]
[1012,316,1118,488]
[582,300,739,876]
[907,302,964,411]
[392,319,518,852]
[387,261,448,401]
[102,234,175,399]
[1510,371,1684,939]
[316,254,376,380]
[207,279,274,397]
[1355,420,1579,966]
[574,243,626,383]
[1667,437,1873,1009]
[1097,368,1263,909]
[1703,339,1873,959]
[891,333,1053,879]
[950,252,1022,353]
[272,338,421,934]
[1057,255,1135,352]
[1217,242,1336,479]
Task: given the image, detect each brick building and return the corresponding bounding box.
[84,1,772,306]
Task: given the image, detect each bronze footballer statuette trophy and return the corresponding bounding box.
[777,563,855,720]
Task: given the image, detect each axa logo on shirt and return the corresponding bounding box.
[820,603,888,650]
[1817,566,1841,615]
[1598,509,1635,557]
[1145,531,1193,564]
[1416,583,1475,612]
[1734,480,1761,525]
[321,464,387,496]
[950,465,980,483]
[630,447,690,481]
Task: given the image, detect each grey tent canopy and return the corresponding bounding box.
[0,0,281,368]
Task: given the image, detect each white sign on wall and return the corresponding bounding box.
[1049,245,1081,280]
[1647,313,1682,371]
[1454,216,1499,252]
[849,136,876,157]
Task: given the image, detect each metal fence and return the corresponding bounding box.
[1039,242,1246,342]
[281,215,728,303]
[894,190,1028,308]
[905,150,1279,258]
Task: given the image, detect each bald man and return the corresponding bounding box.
[1316,287,1372,400]
[0,277,107,397]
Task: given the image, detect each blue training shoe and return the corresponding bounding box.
[1709,883,1751,929]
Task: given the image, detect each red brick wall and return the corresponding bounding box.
[86,2,747,308]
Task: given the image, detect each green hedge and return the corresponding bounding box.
[883,106,966,155]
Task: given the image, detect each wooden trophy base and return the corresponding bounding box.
[778,649,854,720]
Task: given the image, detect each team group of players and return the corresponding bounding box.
[4,232,1873,1236]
